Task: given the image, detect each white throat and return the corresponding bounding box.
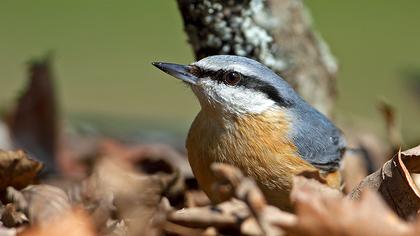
[192,79,276,116]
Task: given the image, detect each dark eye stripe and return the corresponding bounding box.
[237,76,293,107]
[199,69,225,83]
[197,68,292,107]
[203,69,220,78]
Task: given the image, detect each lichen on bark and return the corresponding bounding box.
[176,0,338,117]
[178,0,285,70]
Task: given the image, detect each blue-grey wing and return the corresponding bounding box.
[289,103,346,172]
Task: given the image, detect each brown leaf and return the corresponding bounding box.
[99,140,189,208]
[278,176,418,236]
[211,163,268,211]
[7,185,71,226]
[0,203,28,227]
[161,221,204,236]
[167,199,255,235]
[167,202,239,229]
[185,190,210,208]
[211,163,288,236]
[99,139,192,178]
[7,55,58,175]
[0,150,42,191]
[350,145,420,219]
[86,157,175,236]
[168,194,294,236]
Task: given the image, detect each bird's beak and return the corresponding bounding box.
[152,62,198,85]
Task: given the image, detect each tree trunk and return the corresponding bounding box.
[176,0,337,117]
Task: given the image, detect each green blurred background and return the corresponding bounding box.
[1,0,419,142]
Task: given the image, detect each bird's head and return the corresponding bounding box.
[153,55,302,117]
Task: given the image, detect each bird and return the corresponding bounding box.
[152,55,345,211]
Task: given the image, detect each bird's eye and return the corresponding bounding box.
[223,71,241,85]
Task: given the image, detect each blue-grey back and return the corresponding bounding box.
[288,99,345,171]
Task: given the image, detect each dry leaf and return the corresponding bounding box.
[167,199,249,235]
[0,150,42,190]
[86,157,176,236]
[20,185,71,225]
[168,202,239,229]
[99,140,189,207]
[7,55,58,175]
[0,203,28,227]
[350,145,420,219]
[99,139,192,179]
[276,176,419,236]
[185,190,210,208]
[211,163,288,236]
[162,221,204,236]
[169,163,299,236]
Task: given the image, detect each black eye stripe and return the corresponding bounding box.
[197,68,292,107]
[201,69,220,78]
[198,69,227,82]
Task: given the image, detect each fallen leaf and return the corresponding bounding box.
[18,185,71,225]
[99,139,192,178]
[185,190,210,208]
[211,163,288,236]
[161,221,204,236]
[86,157,176,236]
[7,55,58,175]
[168,202,239,229]
[0,203,28,227]
[350,145,420,219]
[167,199,251,235]
[277,176,419,236]
[0,150,42,191]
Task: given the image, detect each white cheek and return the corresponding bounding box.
[196,80,276,115]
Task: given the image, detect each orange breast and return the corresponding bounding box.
[186,109,320,211]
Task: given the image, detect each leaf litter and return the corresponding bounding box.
[0,55,420,236]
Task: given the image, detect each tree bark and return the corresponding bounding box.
[176,0,337,117]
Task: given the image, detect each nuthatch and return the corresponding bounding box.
[153,55,345,211]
